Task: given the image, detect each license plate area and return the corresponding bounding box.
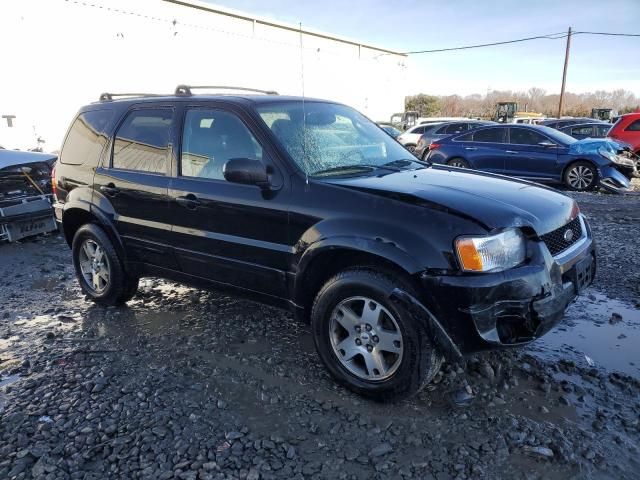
[5,216,57,242]
[570,255,595,294]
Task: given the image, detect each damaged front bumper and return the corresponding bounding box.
[599,165,634,194]
[0,194,57,242]
[398,216,596,355]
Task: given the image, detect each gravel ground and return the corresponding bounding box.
[1,183,639,480]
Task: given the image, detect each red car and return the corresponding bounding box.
[608,113,640,153]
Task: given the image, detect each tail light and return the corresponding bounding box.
[428,143,441,151]
[51,164,57,200]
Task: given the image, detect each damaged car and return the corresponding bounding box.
[425,124,635,193]
[54,88,596,401]
[0,150,57,242]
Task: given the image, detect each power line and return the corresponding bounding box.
[404,31,640,55]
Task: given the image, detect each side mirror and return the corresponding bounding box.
[223,158,271,189]
[538,141,557,148]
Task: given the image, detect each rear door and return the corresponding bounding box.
[93,106,177,268]
[166,104,291,298]
[503,127,558,180]
[455,127,508,173]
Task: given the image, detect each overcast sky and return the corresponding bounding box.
[205,0,640,97]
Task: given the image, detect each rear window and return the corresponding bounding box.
[60,110,113,165]
[112,109,173,174]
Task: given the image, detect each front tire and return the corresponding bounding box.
[72,224,138,306]
[564,161,598,191]
[311,269,443,401]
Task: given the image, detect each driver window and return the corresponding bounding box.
[181,109,263,180]
[509,128,547,145]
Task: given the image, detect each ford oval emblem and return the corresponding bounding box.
[563,229,574,242]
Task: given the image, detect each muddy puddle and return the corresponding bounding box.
[528,290,640,377]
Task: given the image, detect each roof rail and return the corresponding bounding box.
[174,85,279,96]
[98,92,163,101]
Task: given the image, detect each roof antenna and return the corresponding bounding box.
[299,22,309,188]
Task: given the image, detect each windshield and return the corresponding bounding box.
[257,102,419,176]
[535,125,578,145]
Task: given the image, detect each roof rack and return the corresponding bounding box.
[98,92,164,101]
[174,85,279,96]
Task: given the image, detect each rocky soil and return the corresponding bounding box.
[1,185,639,479]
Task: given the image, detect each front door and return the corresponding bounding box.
[503,127,558,180]
[92,106,177,268]
[167,105,291,299]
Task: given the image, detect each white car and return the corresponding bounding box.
[397,124,441,152]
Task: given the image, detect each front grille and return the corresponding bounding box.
[540,216,583,256]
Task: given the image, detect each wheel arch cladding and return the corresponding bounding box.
[62,206,126,260]
[293,242,423,319]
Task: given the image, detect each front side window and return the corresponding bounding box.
[257,102,417,176]
[180,109,263,180]
[112,109,172,173]
[509,128,548,145]
[596,124,611,136]
[473,128,505,143]
[625,119,640,131]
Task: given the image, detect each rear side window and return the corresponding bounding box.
[437,123,466,134]
[625,119,640,131]
[409,126,425,134]
[112,109,172,174]
[60,110,113,165]
[596,124,611,136]
[472,128,505,143]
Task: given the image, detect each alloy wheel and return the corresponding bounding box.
[78,239,110,293]
[329,296,403,381]
[567,165,594,189]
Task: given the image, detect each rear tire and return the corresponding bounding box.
[311,268,443,401]
[446,158,470,168]
[564,161,598,191]
[72,224,138,306]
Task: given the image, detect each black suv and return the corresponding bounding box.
[54,86,596,401]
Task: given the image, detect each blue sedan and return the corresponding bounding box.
[425,124,635,192]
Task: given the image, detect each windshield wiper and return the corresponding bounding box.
[311,163,401,176]
[382,158,430,169]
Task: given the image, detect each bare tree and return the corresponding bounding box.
[405,88,639,118]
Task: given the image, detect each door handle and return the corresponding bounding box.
[176,194,201,209]
[505,150,519,154]
[464,147,477,151]
[100,183,119,197]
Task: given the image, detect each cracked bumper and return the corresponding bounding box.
[419,223,596,354]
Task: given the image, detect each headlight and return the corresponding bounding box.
[455,229,526,272]
[598,146,634,166]
[598,146,617,162]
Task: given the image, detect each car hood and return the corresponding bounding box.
[568,138,624,155]
[322,166,576,235]
[0,150,57,169]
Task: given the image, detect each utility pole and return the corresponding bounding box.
[557,27,572,119]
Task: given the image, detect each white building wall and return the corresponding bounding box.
[0,0,408,151]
